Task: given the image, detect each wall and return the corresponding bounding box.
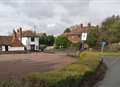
[1,46,24,51]
[22,37,39,51]
[2,46,5,51]
[8,47,24,51]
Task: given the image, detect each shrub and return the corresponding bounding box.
[55,35,71,49]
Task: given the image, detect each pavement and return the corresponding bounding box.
[94,56,120,87]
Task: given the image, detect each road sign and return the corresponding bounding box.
[81,33,87,41]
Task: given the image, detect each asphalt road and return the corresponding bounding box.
[94,56,120,87]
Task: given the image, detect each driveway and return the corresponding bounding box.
[0,53,76,80]
[94,56,120,87]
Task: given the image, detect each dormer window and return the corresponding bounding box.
[31,37,35,42]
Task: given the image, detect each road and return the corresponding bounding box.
[0,53,76,80]
[94,56,120,87]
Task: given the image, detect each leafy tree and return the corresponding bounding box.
[39,34,55,46]
[86,27,100,48]
[39,33,48,45]
[101,15,120,43]
[47,35,55,46]
[64,28,71,33]
[55,35,71,49]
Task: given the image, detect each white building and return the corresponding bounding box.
[0,32,24,52]
[0,28,40,52]
[16,28,40,51]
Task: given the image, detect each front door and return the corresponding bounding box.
[5,45,8,51]
[30,45,35,51]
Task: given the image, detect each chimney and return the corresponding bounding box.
[80,24,83,28]
[88,23,91,28]
[13,29,17,38]
[19,27,22,42]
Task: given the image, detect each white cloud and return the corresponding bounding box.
[0,0,120,35]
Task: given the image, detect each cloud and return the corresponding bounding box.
[0,0,120,35]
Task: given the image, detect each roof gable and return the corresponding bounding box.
[0,36,12,45]
[22,30,38,37]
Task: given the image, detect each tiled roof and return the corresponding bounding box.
[0,36,24,47]
[22,30,37,37]
[64,26,88,44]
[0,36,12,45]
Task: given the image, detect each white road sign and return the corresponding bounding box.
[81,33,87,41]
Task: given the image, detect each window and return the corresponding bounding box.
[31,37,35,42]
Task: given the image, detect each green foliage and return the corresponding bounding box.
[39,33,48,45]
[101,15,120,43]
[64,28,71,33]
[55,35,71,49]
[79,52,101,69]
[39,34,55,46]
[0,80,30,87]
[47,35,55,46]
[86,27,99,48]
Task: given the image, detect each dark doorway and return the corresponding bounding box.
[30,45,35,51]
[5,45,8,51]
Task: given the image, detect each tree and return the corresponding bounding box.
[47,35,55,46]
[39,33,48,45]
[86,27,100,48]
[64,28,71,33]
[101,15,120,43]
[55,35,71,49]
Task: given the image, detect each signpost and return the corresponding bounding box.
[101,41,106,52]
[81,33,87,51]
[81,33,87,41]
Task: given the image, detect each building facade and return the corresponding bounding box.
[16,28,39,51]
[0,28,40,52]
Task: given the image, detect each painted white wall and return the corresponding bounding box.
[35,37,39,50]
[8,47,24,51]
[1,46,24,51]
[22,37,28,46]
[2,46,5,51]
[22,37,39,51]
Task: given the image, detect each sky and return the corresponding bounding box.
[0,0,120,35]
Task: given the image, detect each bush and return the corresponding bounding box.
[0,80,30,87]
[55,35,71,49]
[39,44,47,52]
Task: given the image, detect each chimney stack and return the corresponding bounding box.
[13,30,17,38]
[88,23,91,28]
[80,24,83,28]
[19,27,22,42]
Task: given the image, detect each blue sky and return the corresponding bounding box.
[0,0,120,35]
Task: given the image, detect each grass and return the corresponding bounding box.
[100,51,120,56]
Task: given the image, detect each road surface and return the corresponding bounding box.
[94,56,120,87]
